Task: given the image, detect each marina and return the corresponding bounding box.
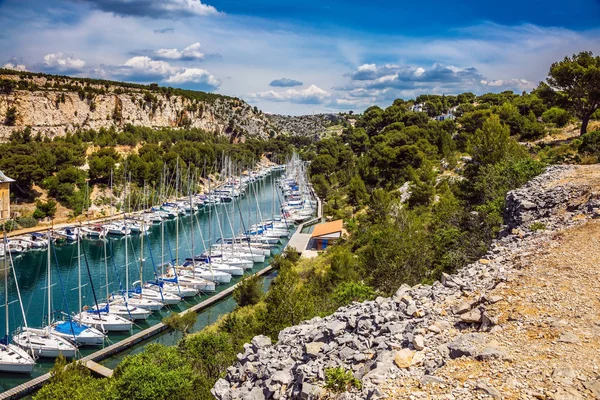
[0,158,318,397]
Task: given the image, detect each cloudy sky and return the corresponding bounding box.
[0,0,599,115]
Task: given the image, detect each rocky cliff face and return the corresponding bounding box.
[214,165,600,400]
[0,74,276,140]
[267,114,349,138]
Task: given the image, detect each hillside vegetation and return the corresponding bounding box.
[29,51,600,400]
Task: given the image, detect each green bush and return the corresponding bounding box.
[16,216,38,228]
[580,131,600,155]
[232,275,263,307]
[331,281,375,307]
[324,367,362,393]
[530,222,546,232]
[33,199,57,220]
[542,107,571,127]
[5,106,18,126]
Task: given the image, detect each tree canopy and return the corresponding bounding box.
[546,51,600,135]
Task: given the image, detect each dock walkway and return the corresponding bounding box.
[0,181,323,400]
[0,263,278,400]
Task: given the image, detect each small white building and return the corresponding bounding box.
[410,103,424,113]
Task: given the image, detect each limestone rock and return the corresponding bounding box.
[394,349,415,369]
[251,335,272,350]
[412,335,425,351]
[460,308,482,324]
[304,342,325,358]
[476,380,502,399]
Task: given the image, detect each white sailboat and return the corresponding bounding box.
[0,234,35,373]
[109,219,164,312]
[72,234,133,332]
[13,232,77,359]
[51,230,106,346]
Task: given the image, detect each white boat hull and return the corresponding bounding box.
[73,312,133,332]
[13,328,77,358]
[0,345,35,373]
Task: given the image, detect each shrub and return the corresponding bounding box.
[5,106,18,126]
[542,107,571,127]
[580,131,600,155]
[16,216,38,228]
[163,311,198,336]
[324,367,362,393]
[33,199,57,220]
[232,275,263,307]
[331,281,375,307]
[530,222,546,232]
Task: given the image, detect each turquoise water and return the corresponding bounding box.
[0,171,286,393]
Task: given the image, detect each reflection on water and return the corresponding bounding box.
[0,172,285,392]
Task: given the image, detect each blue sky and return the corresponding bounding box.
[1,0,599,115]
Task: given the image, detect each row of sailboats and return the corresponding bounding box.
[0,157,312,373]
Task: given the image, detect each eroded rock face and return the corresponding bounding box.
[0,76,277,140]
[214,166,600,399]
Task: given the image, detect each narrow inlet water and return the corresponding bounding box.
[0,171,288,393]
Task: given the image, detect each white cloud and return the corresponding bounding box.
[249,85,331,104]
[123,56,173,77]
[2,62,27,71]
[119,56,219,89]
[77,0,220,19]
[166,67,220,88]
[155,42,204,60]
[43,52,86,71]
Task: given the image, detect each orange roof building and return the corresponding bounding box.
[311,219,343,250]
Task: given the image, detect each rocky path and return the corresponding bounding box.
[213,165,600,400]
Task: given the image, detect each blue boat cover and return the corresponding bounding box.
[87,304,109,314]
[54,321,89,336]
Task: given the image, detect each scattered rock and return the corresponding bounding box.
[300,382,325,399]
[584,380,600,398]
[412,335,425,351]
[477,346,508,361]
[394,349,415,369]
[476,380,502,399]
[460,308,483,324]
[557,332,580,344]
[251,335,272,350]
[272,370,293,385]
[447,333,486,359]
[421,375,446,386]
[304,342,325,357]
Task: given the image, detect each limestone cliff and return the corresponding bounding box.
[0,72,277,140]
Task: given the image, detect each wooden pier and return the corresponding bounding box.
[0,263,279,400]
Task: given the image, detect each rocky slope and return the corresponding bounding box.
[0,72,277,140]
[267,114,348,138]
[213,164,600,400]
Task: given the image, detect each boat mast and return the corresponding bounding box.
[175,157,179,265]
[161,176,165,276]
[110,169,113,218]
[104,237,109,302]
[190,175,195,271]
[77,228,82,314]
[4,232,8,341]
[47,229,51,333]
[139,219,144,299]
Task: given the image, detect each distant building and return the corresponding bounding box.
[411,103,424,113]
[310,219,343,250]
[434,107,457,121]
[0,171,15,221]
